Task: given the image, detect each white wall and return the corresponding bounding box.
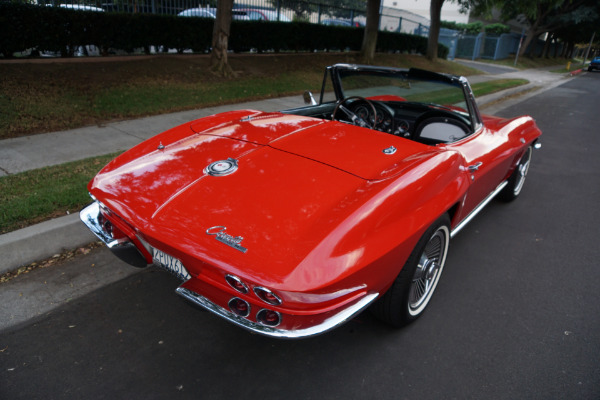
[382,0,470,23]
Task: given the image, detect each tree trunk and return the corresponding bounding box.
[541,33,552,58]
[210,0,234,77]
[519,21,541,58]
[360,0,382,64]
[567,42,575,59]
[426,0,444,61]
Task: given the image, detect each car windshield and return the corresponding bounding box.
[338,69,469,115]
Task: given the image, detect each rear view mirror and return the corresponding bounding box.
[303,91,317,105]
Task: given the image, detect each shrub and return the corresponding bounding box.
[484,23,510,36]
[440,20,483,35]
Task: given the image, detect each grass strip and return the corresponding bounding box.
[472,78,529,96]
[0,153,121,234]
[404,79,529,105]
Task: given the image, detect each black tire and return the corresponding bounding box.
[498,146,532,202]
[371,214,451,327]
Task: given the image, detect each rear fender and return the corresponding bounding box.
[291,150,469,297]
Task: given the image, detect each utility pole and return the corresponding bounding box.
[582,32,596,67]
[514,28,525,66]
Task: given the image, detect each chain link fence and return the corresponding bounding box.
[22,0,552,60]
[30,0,431,33]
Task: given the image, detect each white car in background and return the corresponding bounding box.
[177,8,250,20]
[235,8,291,22]
[59,3,104,12]
[177,8,215,18]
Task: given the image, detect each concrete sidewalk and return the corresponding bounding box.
[0,66,576,275]
[0,95,307,176]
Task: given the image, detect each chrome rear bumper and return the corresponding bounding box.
[80,201,148,268]
[176,286,378,339]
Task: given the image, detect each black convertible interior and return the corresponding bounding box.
[282,65,478,146]
[283,96,472,146]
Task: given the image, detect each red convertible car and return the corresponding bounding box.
[81,64,541,338]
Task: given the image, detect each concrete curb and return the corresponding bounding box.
[0,214,96,275]
[476,82,538,109]
[569,69,583,76]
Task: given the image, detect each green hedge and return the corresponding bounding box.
[0,3,447,58]
[484,23,510,36]
[440,20,483,35]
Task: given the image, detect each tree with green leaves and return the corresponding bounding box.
[554,12,599,56]
[471,0,598,57]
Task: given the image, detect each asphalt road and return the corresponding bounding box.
[2,73,599,400]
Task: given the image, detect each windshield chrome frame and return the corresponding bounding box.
[324,64,482,134]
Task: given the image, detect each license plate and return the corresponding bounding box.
[152,248,191,281]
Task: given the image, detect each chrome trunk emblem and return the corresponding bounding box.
[206,226,247,253]
[205,158,238,177]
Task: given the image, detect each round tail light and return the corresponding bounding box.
[228,297,250,317]
[254,287,282,305]
[256,309,281,327]
[225,274,248,294]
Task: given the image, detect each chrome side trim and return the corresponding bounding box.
[175,287,378,339]
[450,181,508,239]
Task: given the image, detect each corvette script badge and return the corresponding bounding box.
[206,226,247,253]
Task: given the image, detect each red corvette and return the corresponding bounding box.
[81,64,541,338]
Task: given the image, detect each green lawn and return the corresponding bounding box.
[405,79,529,105]
[0,153,120,234]
[0,53,480,140]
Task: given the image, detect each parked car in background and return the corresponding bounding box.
[232,10,251,20]
[321,18,364,27]
[177,7,249,20]
[41,3,104,57]
[59,3,105,12]
[588,57,600,72]
[177,8,215,18]
[235,8,291,22]
[81,64,541,338]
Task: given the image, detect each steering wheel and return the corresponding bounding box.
[332,96,378,129]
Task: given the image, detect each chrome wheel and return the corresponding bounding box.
[513,147,532,196]
[408,225,449,316]
[370,214,451,327]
